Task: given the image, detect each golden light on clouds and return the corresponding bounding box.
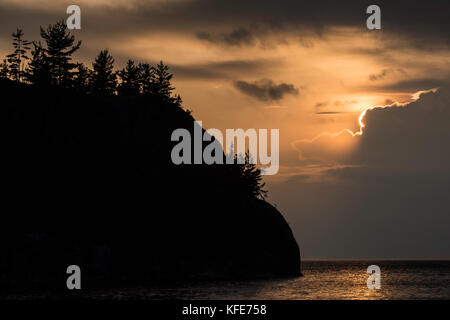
[0,0,448,180]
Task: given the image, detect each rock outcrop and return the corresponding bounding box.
[0,79,301,291]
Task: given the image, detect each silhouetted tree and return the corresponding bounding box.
[91,49,116,95]
[40,20,81,87]
[228,151,268,200]
[153,60,175,101]
[173,93,183,107]
[6,28,31,82]
[138,63,155,95]
[0,59,8,79]
[73,63,90,93]
[26,42,52,87]
[117,60,140,96]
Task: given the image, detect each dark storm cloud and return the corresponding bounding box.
[296,87,450,170]
[1,0,448,49]
[233,79,299,101]
[355,88,450,171]
[190,0,449,49]
[277,87,450,258]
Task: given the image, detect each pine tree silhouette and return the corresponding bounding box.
[227,151,268,200]
[40,20,81,87]
[6,28,31,82]
[0,59,8,79]
[1,22,185,106]
[91,49,116,95]
[240,153,267,200]
[1,22,185,111]
[173,93,183,107]
[26,42,51,87]
[117,60,140,96]
[73,63,90,93]
[138,63,155,95]
[153,60,175,102]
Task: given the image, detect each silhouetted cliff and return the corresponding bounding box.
[0,79,301,291]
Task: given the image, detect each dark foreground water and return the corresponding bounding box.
[6,261,450,300]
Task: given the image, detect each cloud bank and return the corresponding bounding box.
[274,87,450,258]
[295,87,450,171]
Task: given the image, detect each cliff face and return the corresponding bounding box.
[0,79,301,290]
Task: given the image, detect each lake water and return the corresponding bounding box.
[85,260,450,300]
[4,260,450,300]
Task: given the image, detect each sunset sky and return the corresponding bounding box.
[1,0,449,258]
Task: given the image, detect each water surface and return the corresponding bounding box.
[87,260,450,300]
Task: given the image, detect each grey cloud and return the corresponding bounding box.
[233,79,299,101]
[296,87,450,171]
[1,0,448,51]
[355,88,450,171]
[273,87,450,258]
